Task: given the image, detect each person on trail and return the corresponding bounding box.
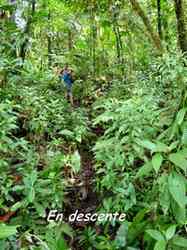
[60,64,74,105]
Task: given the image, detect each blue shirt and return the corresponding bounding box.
[62,71,73,85]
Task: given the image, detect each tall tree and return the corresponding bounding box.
[47,11,52,67]
[110,4,124,66]
[90,0,97,79]
[174,0,187,54]
[157,0,163,40]
[20,0,36,62]
[129,0,162,51]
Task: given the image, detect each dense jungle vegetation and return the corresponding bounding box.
[0,0,187,249]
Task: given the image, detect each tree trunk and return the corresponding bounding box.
[130,0,162,51]
[47,11,52,67]
[90,1,97,80]
[20,0,35,62]
[68,29,73,51]
[113,24,121,64]
[174,0,187,54]
[110,3,124,70]
[157,0,163,40]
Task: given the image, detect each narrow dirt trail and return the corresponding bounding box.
[60,95,104,250]
[63,100,104,249]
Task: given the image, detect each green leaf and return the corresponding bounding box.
[180,147,187,156]
[165,225,176,240]
[0,224,18,239]
[154,240,166,250]
[182,127,187,145]
[34,202,46,217]
[159,185,170,215]
[0,240,6,250]
[169,152,187,171]
[158,174,171,214]
[59,129,74,138]
[146,229,165,241]
[171,198,186,224]
[172,236,187,247]
[11,201,27,211]
[152,153,163,174]
[56,237,69,250]
[115,223,128,247]
[170,122,179,140]
[168,141,179,152]
[126,248,139,250]
[168,172,186,209]
[28,187,35,203]
[176,108,186,125]
[154,142,168,153]
[60,223,74,239]
[136,139,156,151]
[136,162,153,178]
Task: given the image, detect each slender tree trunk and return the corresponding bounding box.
[130,0,162,51]
[163,19,169,50]
[90,0,97,80]
[68,30,73,51]
[110,3,124,69]
[157,0,163,40]
[47,11,52,67]
[47,35,52,67]
[113,25,121,64]
[20,0,35,62]
[116,25,124,66]
[174,0,187,54]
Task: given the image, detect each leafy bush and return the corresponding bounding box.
[92,59,187,248]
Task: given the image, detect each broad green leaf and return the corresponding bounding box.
[136,139,156,151]
[136,162,153,178]
[168,172,186,209]
[154,142,168,153]
[172,236,187,247]
[0,224,18,239]
[159,185,170,215]
[169,152,187,171]
[165,225,176,240]
[176,108,186,125]
[154,240,166,250]
[171,198,186,224]
[152,153,163,173]
[59,129,74,138]
[146,229,165,241]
